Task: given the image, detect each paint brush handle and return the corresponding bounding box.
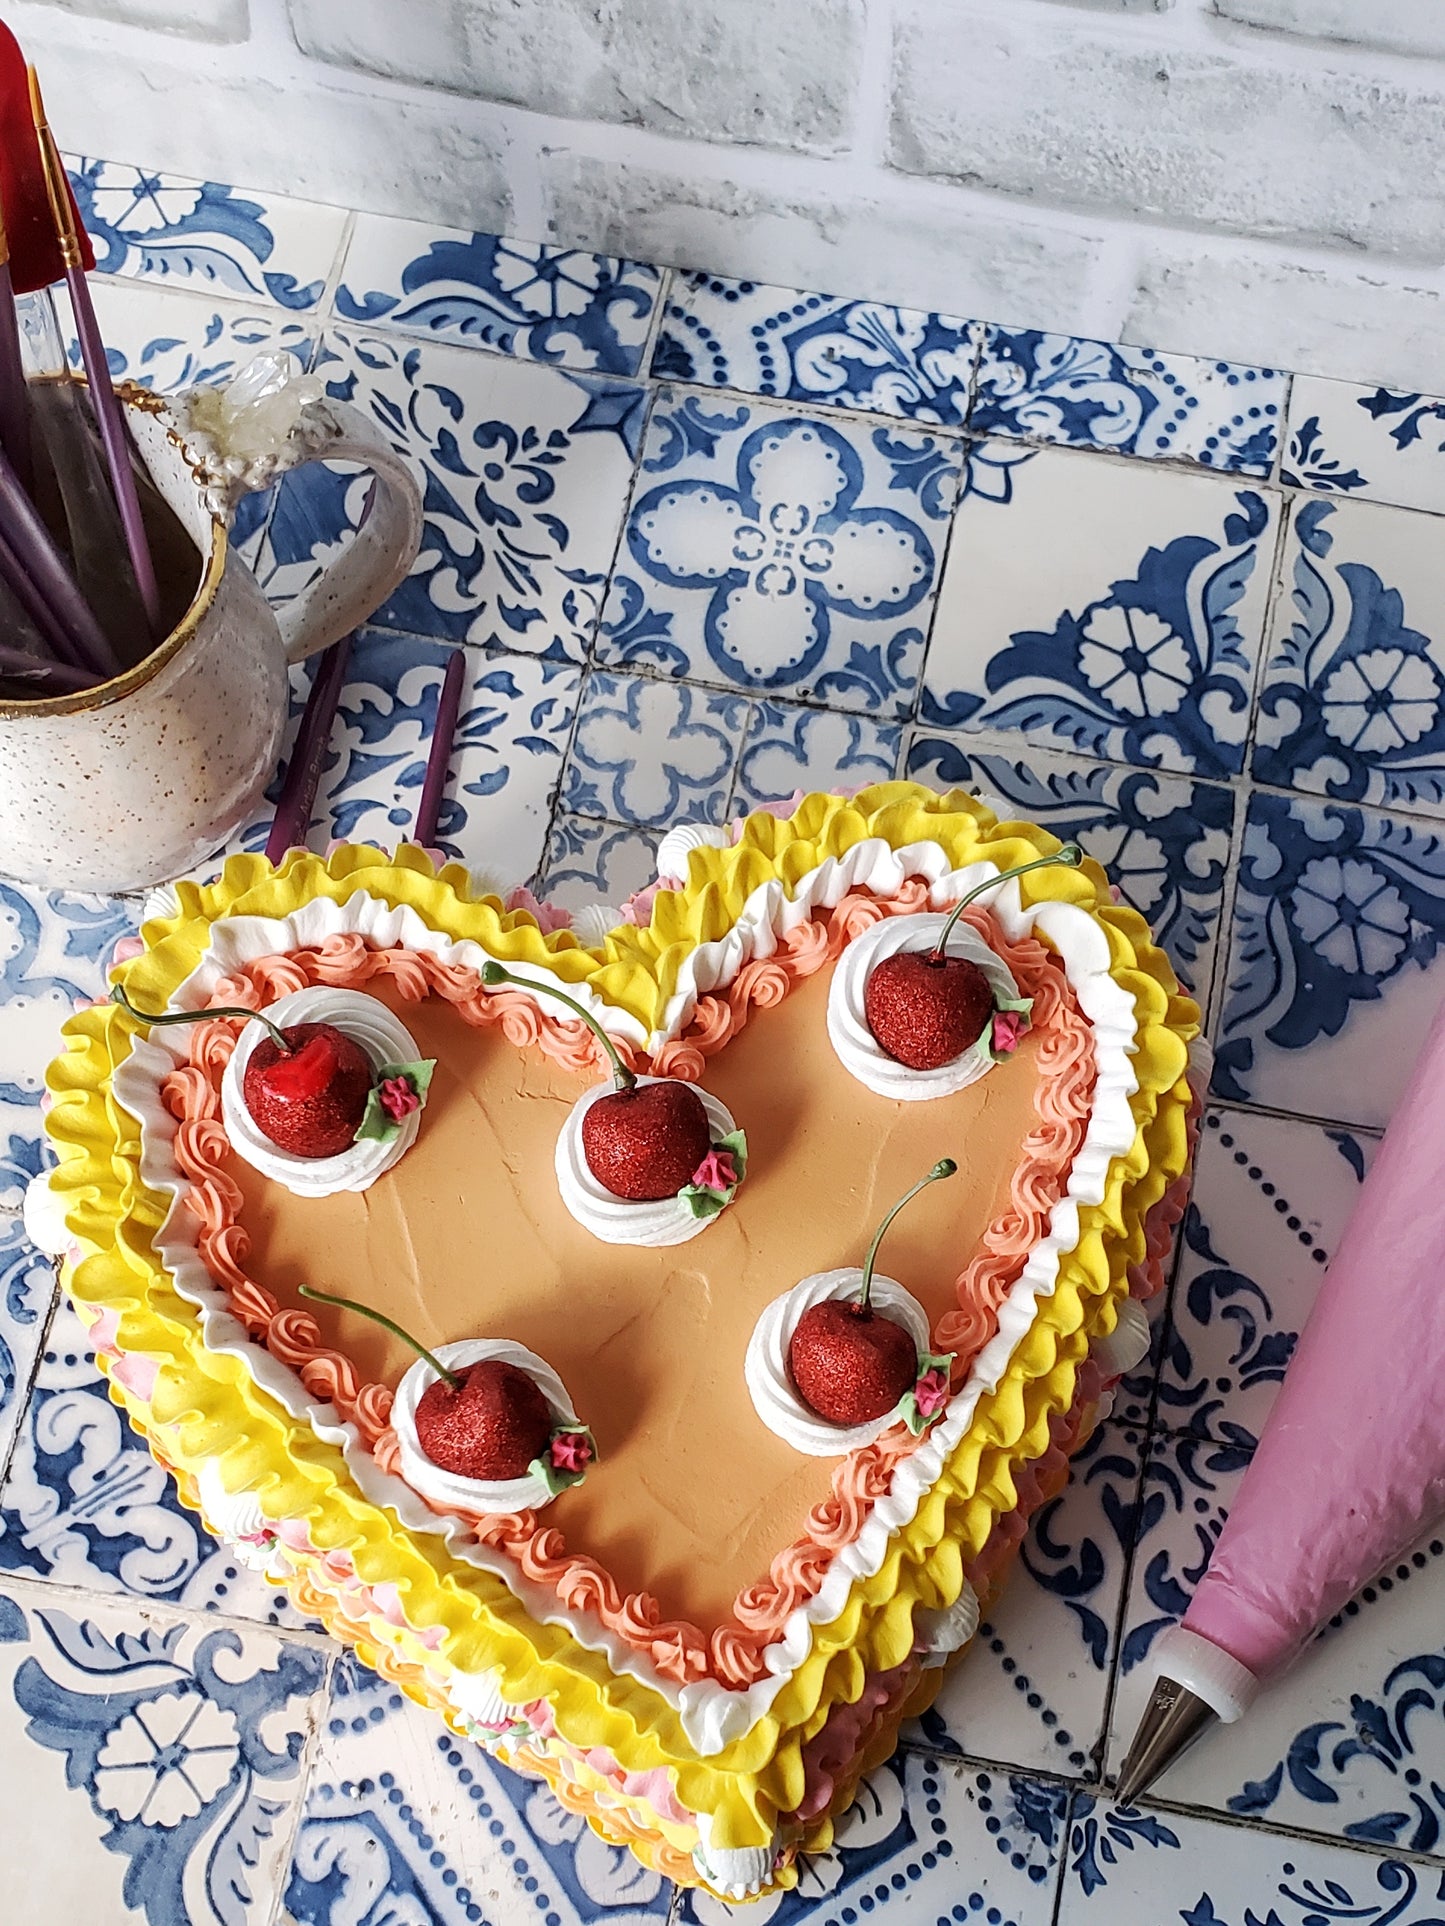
[0,633,92,691]
[67,266,160,631]
[264,633,354,865]
[413,648,465,849]
[0,261,31,494]
[0,435,111,675]
[0,518,82,662]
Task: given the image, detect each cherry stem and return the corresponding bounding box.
[298,1284,463,1389]
[110,983,295,1054]
[480,961,636,1092]
[859,1158,958,1310]
[928,844,1084,966]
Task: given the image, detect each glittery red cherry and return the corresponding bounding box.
[788,1299,919,1425]
[414,1358,554,1481]
[581,1080,713,1202]
[864,951,995,1071]
[242,1022,374,1158]
[863,845,1085,1072]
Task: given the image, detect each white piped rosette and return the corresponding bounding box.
[555,1076,742,1247]
[914,1580,981,1668]
[392,1339,586,1515]
[746,1268,939,1457]
[828,911,1028,1101]
[220,985,427,1198]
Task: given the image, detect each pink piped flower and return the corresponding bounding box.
[550,1431,593,1473]
[111,936,144,966]
[504,885,573,935]
[691,1148,738,1193]
[379,1076,421,1121]
[913,1369,950,1418]
[992,1009,1029,1055]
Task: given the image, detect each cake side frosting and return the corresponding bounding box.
[41,783,1198,1860]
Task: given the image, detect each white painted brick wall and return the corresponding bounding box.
[9,0,1445,390]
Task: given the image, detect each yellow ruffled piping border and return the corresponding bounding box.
[43,781,1197,1858]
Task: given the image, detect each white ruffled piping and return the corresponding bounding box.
[114,841,1141,1756]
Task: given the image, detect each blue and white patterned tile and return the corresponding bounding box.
[653,274,981,429]
[1254,498,1445,820]
[1104,1431,1445,1855]
[905,728,1235,1000]
[1213,792,1445,1129]
[1059,1798,1445,1926]
[0,1220,53,1479]
[338,213,663,374]
[921,447,1280,779]
[81,281,316,394]
[68,154,349,312]
[254,326,644,657]
[561,670,749,827]
[734,701,902,811]
[972,330,1286,476]
[598,389,961,716]
[1284,373,1445,514]
[0,879,133,1175]
[0,1297,312,1632]
[906,1424,1143,1780]
[273,631,581,890]
[677,1755,1063,1926]
[536,816,662,918]
[1157,1110,1376,1448]
[0,1573,327,1926]
[283,1650,671,1926]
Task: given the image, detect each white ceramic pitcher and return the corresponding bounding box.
[0,375,423,893]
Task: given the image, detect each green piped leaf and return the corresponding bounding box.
[353,1058,437,1144]
[530,1423,597,1496]
[898,1350,956,1436]
[678,1128,748,1220]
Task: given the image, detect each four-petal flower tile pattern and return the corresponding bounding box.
[5,146,1445,1926]
[599,389,960,713]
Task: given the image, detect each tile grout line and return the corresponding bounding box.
[0,1257,61,1504]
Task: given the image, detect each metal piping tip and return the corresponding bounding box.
[1114,1676,1217,1806]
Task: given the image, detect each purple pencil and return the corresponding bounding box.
[413,649,466,849]
[0,241,31,495]
[0,635,92,691]
[30,68,160,635]
[0,519,85,665]
[265,635,354,866]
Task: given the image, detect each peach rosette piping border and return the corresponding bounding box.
[41,784,1198,1866]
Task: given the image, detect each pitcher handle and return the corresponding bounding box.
[269,400,424,664]
[172,378,424,665]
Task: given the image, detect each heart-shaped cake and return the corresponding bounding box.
[37,783,1199,1901]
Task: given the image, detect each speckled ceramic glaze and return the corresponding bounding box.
[0,387,422,893]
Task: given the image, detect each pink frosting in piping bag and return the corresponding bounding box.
[1184,993,1445,1681]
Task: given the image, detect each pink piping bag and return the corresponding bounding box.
[1118,991,1445,1800]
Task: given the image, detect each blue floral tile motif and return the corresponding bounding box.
[599,391,960,715]
[562,671,749,826]
[279,630,581,889]
[67,155,348,310]
[1156,1112,1374,1447]
[1214,792,1445,1128]
[82,284,316,395]
[922,448,1279,778]
[1059,1800,1445,1925]
[0,878,132,1154]
[285,1652,670,1926]
[255,327,643,657]
[339,213,663,374]
[538,815,662,916]
[1284,374,1445,515]
[1066,1796,1181,1897]
[734,701,902,810]
[0,1220,53,1478]
[654,273,980,428]
[0,1581,326,1926]
[1254,499,1445,818]
[679,1755,1061,1925]
[907,731,1234,998]
[972,330,1285,475]
[0,1299,307,1630]
[918,1425,1144,1779]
